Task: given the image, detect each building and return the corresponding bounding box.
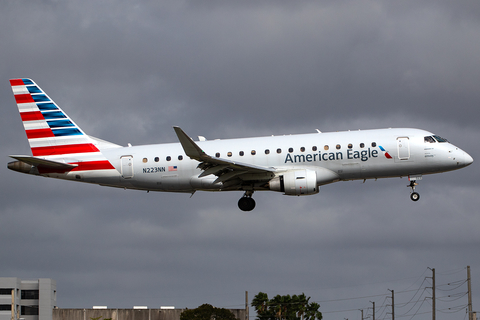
[53,308,246,320]
[1,277,246,320]
[0,278,56,320]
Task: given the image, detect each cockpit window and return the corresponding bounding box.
[433,135,448,143]
[424,136,436,143]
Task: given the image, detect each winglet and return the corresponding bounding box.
[173,126,208,161]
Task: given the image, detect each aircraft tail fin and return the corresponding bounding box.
[9,78,119,174]
[10,78,120,159]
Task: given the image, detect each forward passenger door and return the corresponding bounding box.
[397,137,410,160]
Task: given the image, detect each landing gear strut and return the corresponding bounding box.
[408,180,420,201]
[238,191,256,211]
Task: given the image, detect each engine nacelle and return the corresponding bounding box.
[269,169,319,196]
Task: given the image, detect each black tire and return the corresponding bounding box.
[410,192,420,201]
[238,197,255,211]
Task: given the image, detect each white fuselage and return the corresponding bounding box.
[52,128,471,193]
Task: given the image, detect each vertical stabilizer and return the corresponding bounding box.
[9,78,118,173]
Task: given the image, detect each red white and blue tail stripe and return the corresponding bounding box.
[10,78,119,174]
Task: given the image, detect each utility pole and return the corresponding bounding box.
[360,309,363,320]
[468,266,473,320]
[245,291,249,320]
[432,268,435,320]
[370,301,375,320]
[428,267,435,320]
[388,289,394,320]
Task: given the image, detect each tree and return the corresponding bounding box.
[252,292,272,319]
[180,303,237,320]
[251,292,322,320]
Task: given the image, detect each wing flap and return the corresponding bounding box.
[213,170,248,184]
[198,165,230,178]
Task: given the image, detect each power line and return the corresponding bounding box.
[436,280,467,292]
[246,267,471,320]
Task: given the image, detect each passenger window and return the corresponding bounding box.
[348,143,353,149]
[300,147,305,152]
[288,147,294,153]
[360,143,365,148]
[371,142,377,147]
[215,152,220,158]
[336,144,341,150]
[154,157,159,162]
[239,151,244,156]
[178,155,183,160]
[265,149,270,155]
[324,145,329,151]
[227,152,232,157]
[166,156,171,161]
[251,150,256,155]
[312,146,317,151]
[143,158,148,163]
[277,148,282,154]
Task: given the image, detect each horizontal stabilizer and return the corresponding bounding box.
[9,155,78,170]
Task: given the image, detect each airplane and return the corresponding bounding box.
[7,78,474,211]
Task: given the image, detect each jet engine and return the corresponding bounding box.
[269,169,319,196]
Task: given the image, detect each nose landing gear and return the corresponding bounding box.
[408,180,420,201]
[238,191,256,211]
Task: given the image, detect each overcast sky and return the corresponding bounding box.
[1,1,480,319]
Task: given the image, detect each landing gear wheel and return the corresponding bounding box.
[408,180,420,202]
[238,191,256,211]
[238,197,256,211]
[410,192,420,201]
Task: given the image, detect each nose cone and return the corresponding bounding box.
[464,152,474,167]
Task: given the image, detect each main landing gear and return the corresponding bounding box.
[408,180,420,201]
[238,191,256,211]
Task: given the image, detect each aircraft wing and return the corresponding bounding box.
[173,127,276,184]
[9,155,78,170]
